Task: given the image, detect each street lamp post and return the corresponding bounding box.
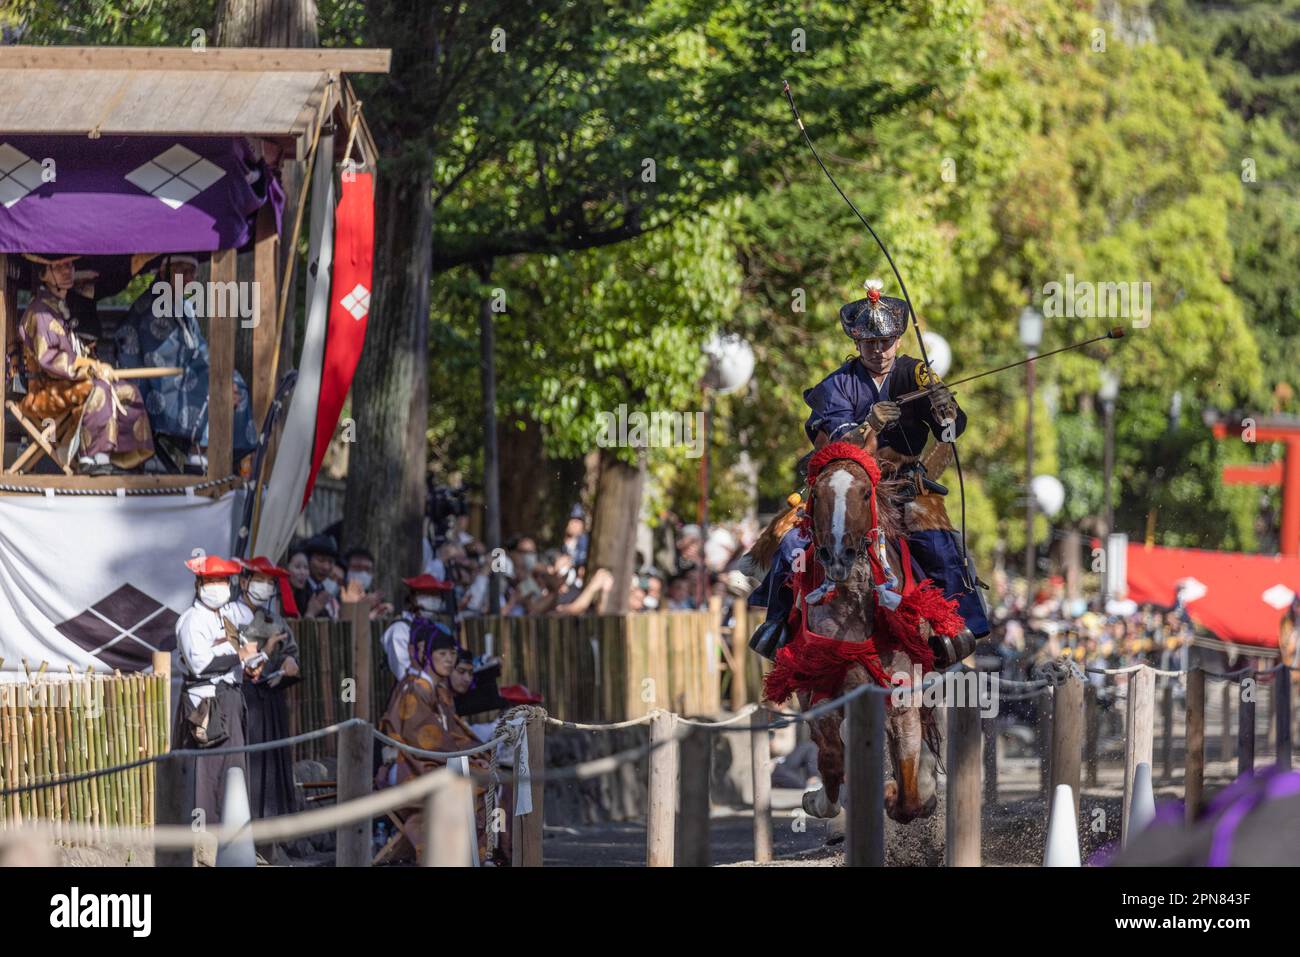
[699,334,754,605]
[1020,306,1043,604]
[1099,368,1120,609]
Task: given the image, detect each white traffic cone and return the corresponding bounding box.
[1127,761,1157,841]
[1043,783,1081,867]
[216,766,256,867]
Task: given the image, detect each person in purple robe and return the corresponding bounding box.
[18,253,155,475]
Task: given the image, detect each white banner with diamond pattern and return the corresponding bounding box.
[0,490,242,679]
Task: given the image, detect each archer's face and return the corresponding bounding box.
[856,335,900,376]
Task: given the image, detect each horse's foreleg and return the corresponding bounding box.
[804,711,845,818]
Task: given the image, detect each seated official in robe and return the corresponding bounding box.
[19,253,154,475]
[114,253,258,472]
[375,621,501,864]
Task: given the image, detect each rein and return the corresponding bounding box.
[801,442,897,603]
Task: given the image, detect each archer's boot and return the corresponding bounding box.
[749,619,791,661]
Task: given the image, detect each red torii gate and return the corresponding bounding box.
[1211,414,1300,556]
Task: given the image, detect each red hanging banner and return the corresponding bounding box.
[304,171,374,506]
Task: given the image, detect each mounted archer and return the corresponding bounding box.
[746,278,989,664]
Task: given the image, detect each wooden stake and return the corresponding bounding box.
[677,724,711,867]
[335,719,373,867]
[511,710,545,868]
[1238,678,1256,776]
[1277,667,1293,771]
[1185,668,1205,822]
[1122,665,1155,847]
[646,710,678,867]
[946,698,982,866]
[750,707,772,864]
[845,690,886,867]
[1050,670,1084,822]
[423,774,475,867]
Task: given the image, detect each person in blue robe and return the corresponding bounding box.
[114,254,258,471]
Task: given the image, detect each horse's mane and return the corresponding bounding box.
[741,439,906,576]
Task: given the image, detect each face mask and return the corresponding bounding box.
[200,582,231,609]
[321,579,340,597]
[416,594,443,614]
[247,580,277,605]
[520,553,538,573]
[347,571,373,591]
[643,596,659,610]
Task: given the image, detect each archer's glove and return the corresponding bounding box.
[866,400,901,433]
[928,385,958,424]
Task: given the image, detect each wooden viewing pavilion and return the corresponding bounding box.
[0,45,389,496]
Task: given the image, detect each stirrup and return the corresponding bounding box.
[929,628,977,669]
[749,619,791,661]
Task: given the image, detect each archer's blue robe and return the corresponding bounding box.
[114,285,259,457]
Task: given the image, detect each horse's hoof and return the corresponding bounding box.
[802,787,841,819]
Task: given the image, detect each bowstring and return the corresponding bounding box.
[782,80,974,592]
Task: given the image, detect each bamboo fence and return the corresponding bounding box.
[285,609,724,764]
[0,672,169,834]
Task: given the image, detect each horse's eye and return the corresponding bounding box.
[844,547,857,559]
[817,546,831,562]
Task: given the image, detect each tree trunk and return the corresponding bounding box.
[588,448,646,615]
[214,0,318,381]
[214,0,319,45]
[343,163,433,600]
[498,416,573,542]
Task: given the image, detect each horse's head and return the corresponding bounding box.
[811,444,883,587]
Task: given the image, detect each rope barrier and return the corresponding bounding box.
[371,728,499,761]
[0,763,467,850]
[0,717,367,798]
[543,713,656,731]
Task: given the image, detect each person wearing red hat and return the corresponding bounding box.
[235,557,302,823]
[173,554,259,827]
[380,573,455,681]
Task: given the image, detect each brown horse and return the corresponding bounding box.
[788,451,942,825]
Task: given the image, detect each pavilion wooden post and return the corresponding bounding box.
[1050,671,1083,821]
[206,248,236,481]
[946,699,981,866]
[646,710,678,867]
[511,710,545,867]
[1237,677,1256,776]
[844,690,886,867]
[251,205,280,428]
[1121,665,1154,847]
[750,707,772,864]
[677,724,711,867]
[335,719,372,866]
[1277,667,1293,771]
[1185,668,1205,822]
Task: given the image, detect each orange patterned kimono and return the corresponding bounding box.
[376,670,492,862]
[19,288,154,467]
